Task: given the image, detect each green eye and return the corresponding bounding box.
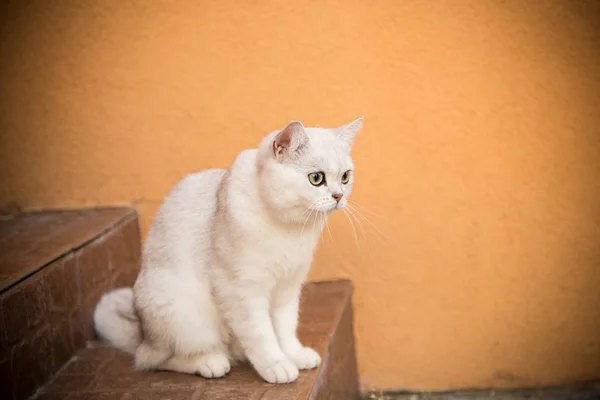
[341,170,351,184]
[308,172,325,186]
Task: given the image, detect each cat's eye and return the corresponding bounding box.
[308,172,325,186]
[341,170,351,184]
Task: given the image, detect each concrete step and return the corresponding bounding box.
[0,208,141,400]
[33,280,359,400]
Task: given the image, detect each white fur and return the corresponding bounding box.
[93,118,363,383]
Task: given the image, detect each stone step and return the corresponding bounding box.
[33,280,359,400]
[0,208,141,400]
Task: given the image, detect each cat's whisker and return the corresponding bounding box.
[348,205,378,236]
[323,212,334,243]
[319,213,326,245]
[347,206,387,244]
[348,200,383,219]
[300,199,322,232]
[346,204,395,246]
[299,201,317,222]
[300,210,311,232]
[344,206,372,253]
[311,208,319,238]
[345,205,367,239]
[300,205,318,236]
[343,209,360,248]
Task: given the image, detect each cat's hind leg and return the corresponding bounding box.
[134,270,229,376]
[134,342,171,371]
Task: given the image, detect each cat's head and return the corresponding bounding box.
[257,118,363,224]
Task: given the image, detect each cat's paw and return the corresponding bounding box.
[289,347,321,370]
[256,359,299,384]
[196,353,231,378]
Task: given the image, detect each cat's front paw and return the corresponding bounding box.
[256,359,299,384]
[289,347,321,370]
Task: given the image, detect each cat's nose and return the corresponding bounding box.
[332,193,343,203]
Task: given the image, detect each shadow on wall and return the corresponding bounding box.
[1,0,600,392]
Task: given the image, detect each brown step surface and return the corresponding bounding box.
[33,280,359,400]
[0,208,142,400]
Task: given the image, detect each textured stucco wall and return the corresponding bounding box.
[1,0,600,391]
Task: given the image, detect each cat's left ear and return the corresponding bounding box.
[336,117,364,147]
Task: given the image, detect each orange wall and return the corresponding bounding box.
[1,0,600,391]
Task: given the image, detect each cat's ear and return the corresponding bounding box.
[273,121,308,160]
[336,117,364,147]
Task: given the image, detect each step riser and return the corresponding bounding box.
[0,215,140,400]
[309,303,360,399]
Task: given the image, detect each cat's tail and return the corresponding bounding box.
[93,288,142,354]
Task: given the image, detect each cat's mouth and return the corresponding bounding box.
[329,204,341,212]
[310,202,342,215]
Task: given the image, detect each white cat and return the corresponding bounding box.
[93,118,363,384]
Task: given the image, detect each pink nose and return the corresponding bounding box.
[332,193,343,202]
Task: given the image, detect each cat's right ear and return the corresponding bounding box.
[273,121,308,161]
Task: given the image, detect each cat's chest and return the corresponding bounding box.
[253,229,317,268]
